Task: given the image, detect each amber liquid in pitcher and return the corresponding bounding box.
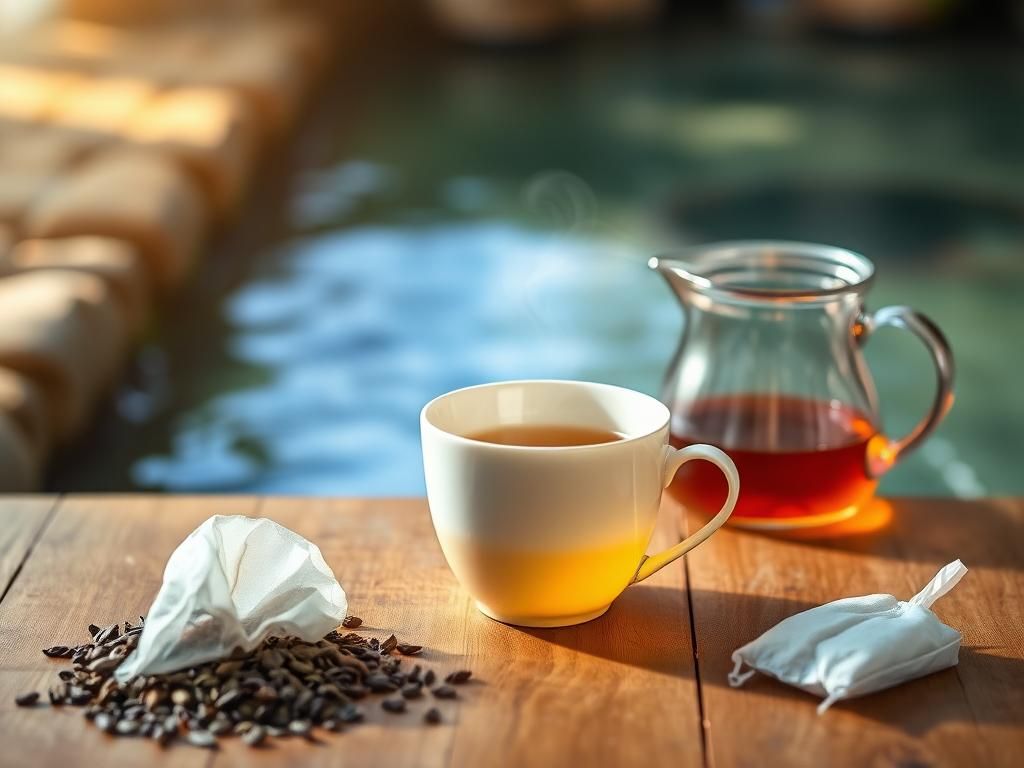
[668,394,882,528]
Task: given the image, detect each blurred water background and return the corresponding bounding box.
[52,9,1024,497]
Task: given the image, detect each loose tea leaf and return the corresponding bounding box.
[186,730,217,748]
[115,720,140,736]
[242,724,266,747]
[367,673,397,693]
[401,683,423,700]
[28,616,473,749]
[94,623,120,645]
[289,719,312,737]
[445,670,473,685]
[381,697,406,714]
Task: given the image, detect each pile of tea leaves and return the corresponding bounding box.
[15,615,472,748]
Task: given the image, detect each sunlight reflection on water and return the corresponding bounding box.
[133,222,676,493]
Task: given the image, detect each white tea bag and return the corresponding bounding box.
[728,560,967,713]
[115,516,347,682]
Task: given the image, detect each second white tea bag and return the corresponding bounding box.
[729,560,967,713]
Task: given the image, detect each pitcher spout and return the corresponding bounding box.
[648,255,711,300]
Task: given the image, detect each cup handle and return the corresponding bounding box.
[631,444,739,584]
[856,305,955,478]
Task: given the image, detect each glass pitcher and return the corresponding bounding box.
[650,241,954,530]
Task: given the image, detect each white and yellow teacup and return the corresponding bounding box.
[421,380,739,627]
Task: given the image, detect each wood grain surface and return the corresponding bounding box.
[682,496,1024,768]
[0,495,701,768]
[0,496,257,768]
[0,495,1021,767]
[0,495,57,600]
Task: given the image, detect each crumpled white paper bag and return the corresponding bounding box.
[728,560,967,714]
[115,515,347,682]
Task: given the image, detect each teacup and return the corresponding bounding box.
[420,380,739,627]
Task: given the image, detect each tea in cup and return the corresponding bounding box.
[420,380,739,627]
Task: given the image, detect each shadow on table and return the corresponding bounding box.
[514,584,696,679]
[521,586,1024,732]
[727,646,1024,734]
[516,585,814,681]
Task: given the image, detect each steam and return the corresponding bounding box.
[516,170,646,333]
[523,171,600,233]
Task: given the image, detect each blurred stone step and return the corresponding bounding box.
[49,74,157,134]
[0,367,50,466]
[0,2,341,486]
[24,147,206,290]
[0,270,127,444]
[0,124,106,173]
[4,20,210,83]
[1,19,132,68]
[0,410,38,491]
[2,75,259,220]
[0,126,107,234]
[0,63,84,123]
[230,12,333,82]
[5,237,150,336]
[61,0,197,25]
[6,13,331,140]
[60,0,296,25]
[0,171,59,233]
[125,87,259,218]
[173,29,314,138]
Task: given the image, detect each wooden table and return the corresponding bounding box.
[1,495,1022,767]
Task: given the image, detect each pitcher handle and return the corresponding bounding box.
[857,305,955,478]
[632,444,739,584]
